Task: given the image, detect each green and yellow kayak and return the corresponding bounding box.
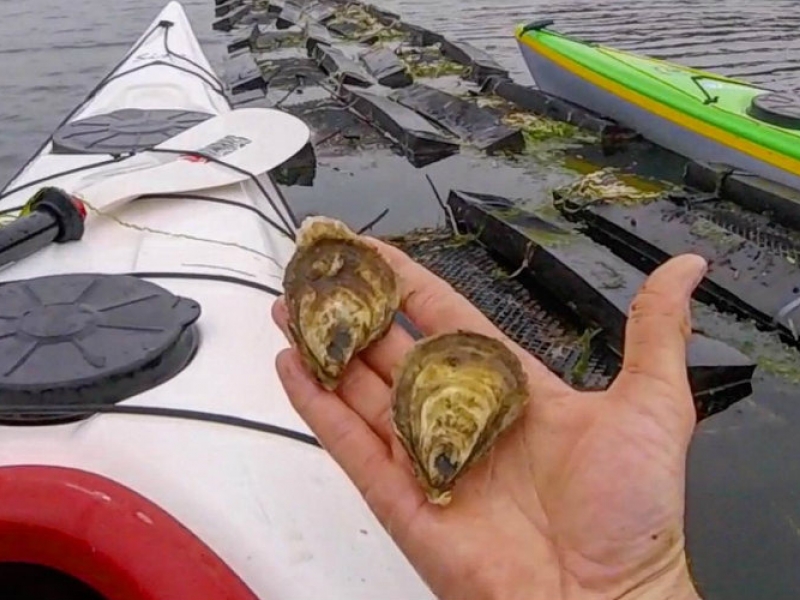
[515,20,800,191]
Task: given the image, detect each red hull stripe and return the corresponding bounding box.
[0,465,261,600]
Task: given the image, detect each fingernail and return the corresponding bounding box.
[276,349,294,377]
[283,349,323,389]
[691,255,709,285]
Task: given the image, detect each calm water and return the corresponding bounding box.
[2,1,800,599]
[0,0,229,188]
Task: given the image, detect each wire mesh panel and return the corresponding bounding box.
[388,230,619,390]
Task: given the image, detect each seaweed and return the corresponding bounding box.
[327,3,406,43]
[396,47,468,79]
[553,167,671,210]
[689,218,746,251]
[567,327,603,387]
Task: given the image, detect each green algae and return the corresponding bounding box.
[485,205,575,249]
[689,217,746,251]
[382,227,482,251]
[329,3,406,43]
[254,33,306,51]
[692,302,800,384]
[362,26,407,43]
[474,95,599,150]
[518,223,573,249]
[329,3,379,27]
[553,167,671,211]
[530,202,561,220]
[507,112,597,145]
[568,327,603,387]
[397,52,467,79]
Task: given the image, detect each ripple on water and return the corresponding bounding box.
[382,0,800,89]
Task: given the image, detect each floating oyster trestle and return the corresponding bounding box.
[283,216,400,390]
[391,331,530,506]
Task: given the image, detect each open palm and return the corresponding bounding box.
[273,237,705,600]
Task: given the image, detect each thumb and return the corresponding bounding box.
[611,253,708,421]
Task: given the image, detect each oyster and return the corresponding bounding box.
[283,216,400,390]
[391,331,529,506]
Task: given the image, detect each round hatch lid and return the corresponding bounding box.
[747,92,800,130]
[52,108,214,155]
[0,273,201,425]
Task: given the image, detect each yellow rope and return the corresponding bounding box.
[79,199,285,272]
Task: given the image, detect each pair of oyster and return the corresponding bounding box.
[283,216,529,505]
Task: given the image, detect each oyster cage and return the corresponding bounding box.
[384,228,755,420]
[385,229,619,391]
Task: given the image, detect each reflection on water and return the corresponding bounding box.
[1,1,800,599]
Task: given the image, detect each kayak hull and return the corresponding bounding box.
[517,30,800,192]
[0,2,434,599]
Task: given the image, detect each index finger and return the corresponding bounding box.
[361,237,571,396]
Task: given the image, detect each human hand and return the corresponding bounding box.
[272,237,706,600]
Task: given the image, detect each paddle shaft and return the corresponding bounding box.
[0,188,86,269]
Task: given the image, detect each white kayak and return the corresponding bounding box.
[0,2,434,599]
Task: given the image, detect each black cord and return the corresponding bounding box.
[0,404,321,448]
[0,204,24,217]
[691,75,719,105]
[146,147,297,240]
[65,22,229,107]
[0,146,298,244]
[134,192,286,229]
[0,156,129,203]
[162,22,228,94]
[0,15,302,244]
[357,207,390,234]
[95,60,227,101]
[129,271,282,296]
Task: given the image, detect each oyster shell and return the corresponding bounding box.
[283,216,400,390]
[391,331,529,506]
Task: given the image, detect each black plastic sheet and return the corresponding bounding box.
[359,47,412,88]
[391,83,524,153]
[341,86,459,167]
[448,190,756,416]
[312,45,376,87]
[561,194,800,342]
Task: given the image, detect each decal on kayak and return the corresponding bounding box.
[70,153,174,186]
[181,134,253,162]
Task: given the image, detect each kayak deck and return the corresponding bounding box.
[0,3,437,600]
